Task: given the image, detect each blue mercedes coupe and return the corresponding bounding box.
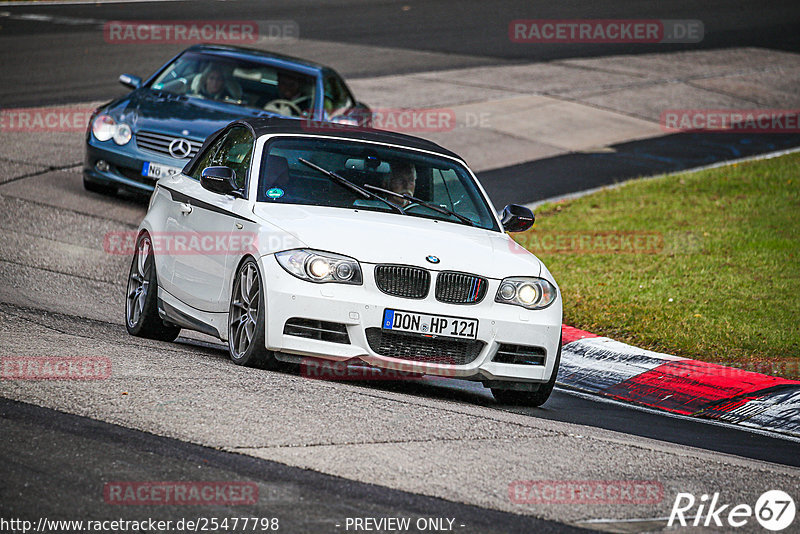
[83,44,370,195]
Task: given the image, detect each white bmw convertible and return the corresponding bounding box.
[126,118,563,405]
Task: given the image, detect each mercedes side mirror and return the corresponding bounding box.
[119,74,142,90]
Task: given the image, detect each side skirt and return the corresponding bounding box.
[157,288,228,341]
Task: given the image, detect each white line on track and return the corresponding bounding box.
[0,0,183,6]
[575,515,671,531]
[555,386,800,444]
[578,516,670,524]
[418,373,800,442]
[0,11,103,24]
[526,145,800,210]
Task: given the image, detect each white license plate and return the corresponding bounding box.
[382,309,478,340]
[142,161,182,179]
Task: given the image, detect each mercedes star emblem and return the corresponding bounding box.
[168,138,192,159]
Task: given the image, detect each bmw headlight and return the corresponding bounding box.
[495,277,557,310]
[91,114,132,145]
[275,249,362,285]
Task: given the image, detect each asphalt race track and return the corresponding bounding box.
[1,2,800,533]
[0,398,587,534]
[3,0,800,106]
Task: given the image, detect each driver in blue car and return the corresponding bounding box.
[264,71,312,117]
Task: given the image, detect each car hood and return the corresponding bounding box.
[104,89,270,141]
[252,204,542,279]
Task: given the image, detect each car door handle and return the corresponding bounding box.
[179,203,192,215]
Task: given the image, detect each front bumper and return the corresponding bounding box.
[84,137,190,193]
[260,255,562,384]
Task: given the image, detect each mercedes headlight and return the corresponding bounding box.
[495,277,557,310]
[92,114,116,141]
[91,114,132,145]
[113,122,132,145]
[275,249,362,285]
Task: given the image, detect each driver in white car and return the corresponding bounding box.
[385,161,417,207]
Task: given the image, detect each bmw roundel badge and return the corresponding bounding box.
[426,255,440,264]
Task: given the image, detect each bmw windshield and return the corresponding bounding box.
[148,52,317,117]
[257,137,500,231]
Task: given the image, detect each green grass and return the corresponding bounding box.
[513,153,800,378]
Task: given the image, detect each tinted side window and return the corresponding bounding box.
[214,126,254,189]
[189,127,254,191]
[188,134,227,181]
[323,74,354,117]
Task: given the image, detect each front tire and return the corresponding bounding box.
[228,259,278,369]
[492,333,562,407]
[125,233,181,341]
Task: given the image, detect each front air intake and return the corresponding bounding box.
[283,318,350,344]
[493,344,546,366]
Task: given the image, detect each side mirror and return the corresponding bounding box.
[119,74,142,90]
[500,204,535,232]
[352,103,372,126]
[200,166,239,195]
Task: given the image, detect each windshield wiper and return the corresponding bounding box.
[297,158,405,215]
[362,184,476,227]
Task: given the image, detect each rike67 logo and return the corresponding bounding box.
[669,490,795,531]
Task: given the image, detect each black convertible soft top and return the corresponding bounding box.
[239,117,464,161]
[185,117,466,176]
